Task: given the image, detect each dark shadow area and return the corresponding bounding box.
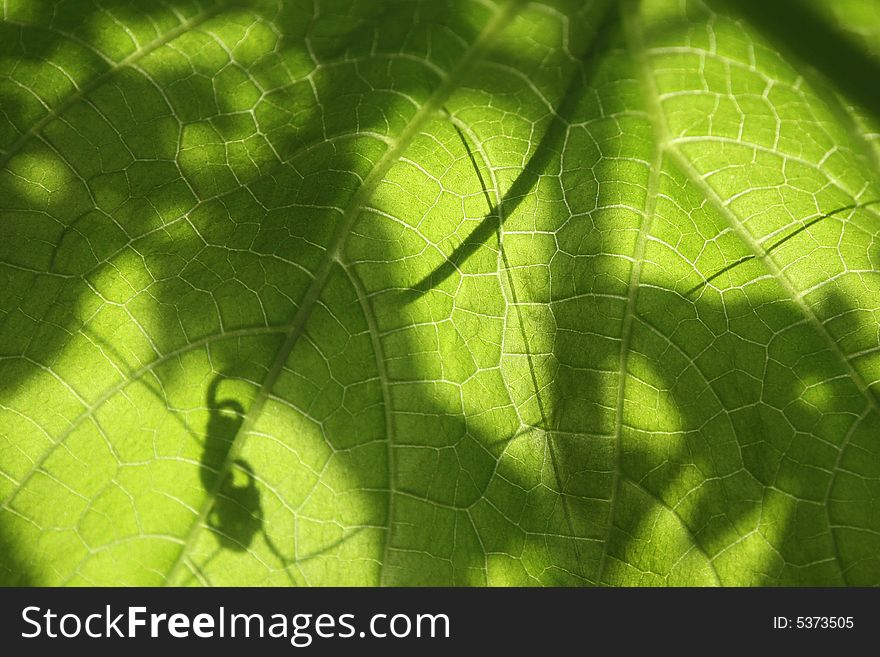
[0,0,250,391]
[710,0,880,121]
[0,518,35,586]
[0,0,242,165]
[202,374,262,551]
[185,373,303,585]
[628,284,880,584]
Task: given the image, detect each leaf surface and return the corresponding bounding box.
[2,0,880,585]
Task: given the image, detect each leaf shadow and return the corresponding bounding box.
[685,200,880,297]
[200,374,264,552]
[2,0,879,587]
[709,0,880,123]
[398,2,880,584]
[1,0,429,584]
[621,282,880,584]
[0,514,35,586]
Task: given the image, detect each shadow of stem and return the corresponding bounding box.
[685,199,880,297]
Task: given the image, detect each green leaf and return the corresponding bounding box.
[2,0,880,586]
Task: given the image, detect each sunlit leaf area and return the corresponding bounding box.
[2,0,880,585]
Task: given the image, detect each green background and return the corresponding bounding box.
[1,0,880,585]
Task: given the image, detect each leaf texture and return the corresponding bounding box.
[1,0,880,586]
